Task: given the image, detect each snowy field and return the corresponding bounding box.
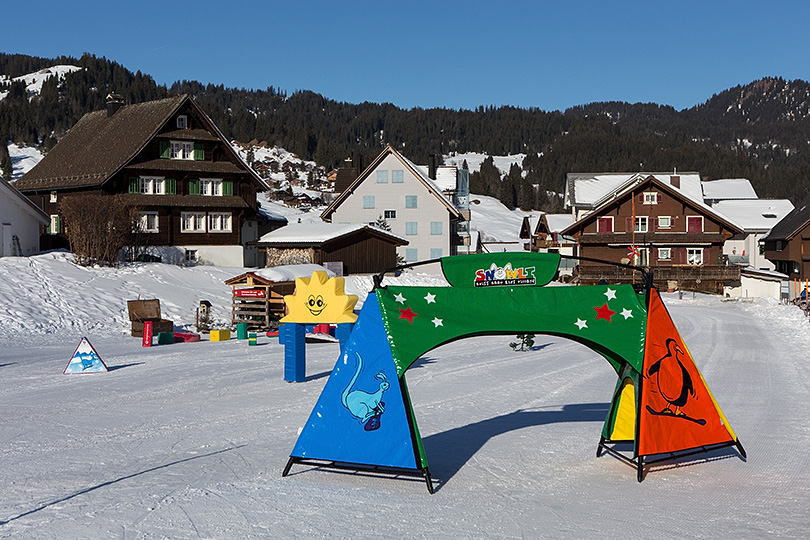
[1,253,809,539]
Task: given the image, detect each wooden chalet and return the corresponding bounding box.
[14,93,268,266]
[761,203,810,282]
[561,175,743,292]
[251,222,408,275]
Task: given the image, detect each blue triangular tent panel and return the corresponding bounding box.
[64,337,108,374]
[291,294,418,470]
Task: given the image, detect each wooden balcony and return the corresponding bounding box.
[577,264,741,292]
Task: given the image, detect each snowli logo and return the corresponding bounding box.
[474,262,536,287]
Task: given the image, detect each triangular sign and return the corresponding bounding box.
[638,289,738,455]
[64,337,108,374]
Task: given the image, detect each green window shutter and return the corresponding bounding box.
[129,177,140,194]
[45,221,51,234]
[194,142,205,161]
[159,141,170,159]
[223,180,233,196]
[55,216,61,233]
[165,178,176,195]
[189,179,200,196]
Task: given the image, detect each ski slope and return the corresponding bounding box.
[0,253,808,538]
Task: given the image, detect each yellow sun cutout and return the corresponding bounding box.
[281,271,358,324]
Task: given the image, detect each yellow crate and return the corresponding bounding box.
[210,329,231,341]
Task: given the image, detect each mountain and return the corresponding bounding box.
[3,53,810,208]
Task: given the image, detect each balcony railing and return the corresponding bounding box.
[578,264,740,288]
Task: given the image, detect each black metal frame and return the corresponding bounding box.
[282,457,434,493]
[597,436,747,482]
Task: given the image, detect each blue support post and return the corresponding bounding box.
[336,322,355,355]
[283,323,306,382]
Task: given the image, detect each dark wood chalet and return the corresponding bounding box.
[251,222,408,275]
[561,175,743,292]
[14,93,267,266]
[761,203,810,281]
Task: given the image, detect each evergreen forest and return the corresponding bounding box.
[3,52,810,211]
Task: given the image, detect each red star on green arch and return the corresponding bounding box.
[399,307,418,323]
[594,303,617,322]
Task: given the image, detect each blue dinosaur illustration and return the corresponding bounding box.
[341,352,389,431]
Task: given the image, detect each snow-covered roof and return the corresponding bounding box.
[711,199,794,231]
[568,172,704,208]
[482,241,525,253]
[702,179,758,201]
[256,222,407,244]
[251,264,336,283]
[544,214,574,232]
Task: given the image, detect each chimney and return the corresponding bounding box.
[106,93,125,117]
[428,154,437,180]
[670,175,680,189]
[335,157,357,193]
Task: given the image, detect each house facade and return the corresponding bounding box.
[0,176,50,257]
[561,175,743,291]
[14,94,267,267]
[761,204,810,282]
[711,199,794,271]
[320,145,466,269]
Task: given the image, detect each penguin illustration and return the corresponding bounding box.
[647,338,695,416]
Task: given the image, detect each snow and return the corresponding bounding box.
[1,251,809,538]
[0,65,81,103]
[711,199,794,230]
[6,143,44,181]
[702,178,759,200]
[469,194,534,242]
[444,152,526,176]
[257,222,407,244]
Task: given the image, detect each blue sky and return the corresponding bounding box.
[3,0,809,112]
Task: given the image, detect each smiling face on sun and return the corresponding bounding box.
[307,294,326,316]
[281,271,359,324]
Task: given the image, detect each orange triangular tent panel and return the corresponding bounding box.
[639,289,736,456]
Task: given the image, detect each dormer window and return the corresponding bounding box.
[171,141,194,160]
[642,192,661,205]
[176,115,188,129]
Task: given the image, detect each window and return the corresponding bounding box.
[658,248,671,260]
[430,248,443,259]
[170,141,194,160]
[392,170,404,183]
[137,212,159,233]
[384,210,396,219]
[376,170,388,183]
[139,176,165,195]
[634,216,648,233]
[687,216,703,233]
[50,191,57,203]
[687,248,703,265]
[405,248,418,262]
[633,248,649,266]
[176,115,188,129]
[776,240,783,252]
[643,192,660,204]
[181,212,206,232]
[208,212,232,232]
[405,195,418,208]
[363,196,375,209]
[185,249,197,262]
[406,222,418,235]
[597,217,613,233]
[658,216,671,229]
[430,222,443,235]
[48,215,60,234]
[200,178,223,196]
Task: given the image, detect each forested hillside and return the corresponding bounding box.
[3,52,810,210]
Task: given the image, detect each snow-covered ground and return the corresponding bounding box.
[0,252,808,538]
[0,65,81,103]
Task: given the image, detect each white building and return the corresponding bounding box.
[321,145,467,270]
[0,177,49,257]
